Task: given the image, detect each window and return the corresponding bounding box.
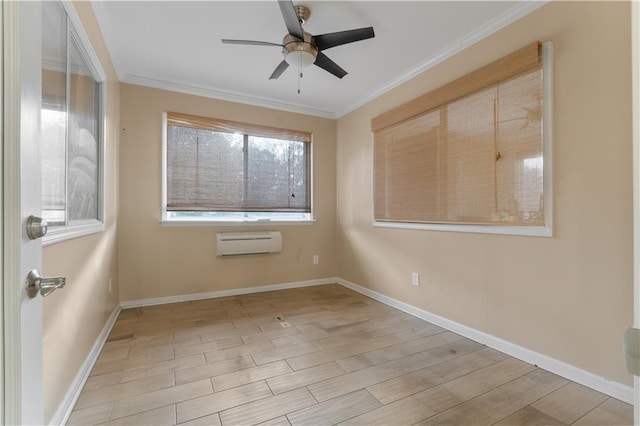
[372,42,552,236]
[162,112,313,224]
[41,1,105,244]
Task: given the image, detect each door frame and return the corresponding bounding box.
[633,0,640,423]
[0,0,4,422]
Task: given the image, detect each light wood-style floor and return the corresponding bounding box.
[68,284,632,425]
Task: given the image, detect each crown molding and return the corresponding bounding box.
[121,74,337,119]
[335,0,548,118]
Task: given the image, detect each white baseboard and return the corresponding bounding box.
[50,303,121,426]
[336,277,634,404]
[119,278,337,309]
[55,276,632,426]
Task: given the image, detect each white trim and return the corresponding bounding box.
[541,41,554,239]
[0,1,4,421]
[161,112,168,224]
[309,133,315,220]
[633,0,639,346]
[373,221,552,238]
[98,79,107,229]
[120,278,336,309]
[49,304,121,426]
[337,2,548,118]
[336,277,634,404]
[61,0,105,82]
[42,222,105,246]
[159,219,316,227]
[122,74,336,119]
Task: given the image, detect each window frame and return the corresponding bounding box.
[372,41,553,237]
[161,113,315,226]
[42,0,107,246]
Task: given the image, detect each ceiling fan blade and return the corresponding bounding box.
[314,27,375,51]
[221,39,283,47]
[278,0,304,40]
[269,60,290,80]
[314,52,347,79]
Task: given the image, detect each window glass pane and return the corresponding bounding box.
[41,1,67,226]
[247,137,308,212]
[68,35,99,221]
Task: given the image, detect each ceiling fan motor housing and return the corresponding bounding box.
[282,33,317,67]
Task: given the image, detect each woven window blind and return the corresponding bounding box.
[373,42,544,226]
[166,112,311,213]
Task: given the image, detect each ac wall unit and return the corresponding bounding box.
[216,231,282,257]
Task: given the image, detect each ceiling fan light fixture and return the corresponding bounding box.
[284,48,316,68]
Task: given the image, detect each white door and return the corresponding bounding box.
[3,1,48,424]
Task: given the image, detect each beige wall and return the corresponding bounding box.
[42,2,120,423]
[118,84,337,301]
[336,1,633,386]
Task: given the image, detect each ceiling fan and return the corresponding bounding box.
[221,1,375,81]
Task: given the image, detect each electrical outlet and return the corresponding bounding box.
[411,272,420,287]
[313,255,319,265]
[108,279,112,294]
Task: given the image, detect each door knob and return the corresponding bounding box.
[25,269,65,298]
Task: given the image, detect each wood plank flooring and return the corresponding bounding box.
[68,284,632,425]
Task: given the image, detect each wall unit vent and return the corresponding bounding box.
[216,231,282,257]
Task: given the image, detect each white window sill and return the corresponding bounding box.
[160,218,316,227]
[43,221,105,246]
[373,221,552,237]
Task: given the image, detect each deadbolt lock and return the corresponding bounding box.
[26,215,48,240]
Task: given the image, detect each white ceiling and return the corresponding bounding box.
[91,1,544,118]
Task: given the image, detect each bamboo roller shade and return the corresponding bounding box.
[166,116,311,213]
[373,42,544,226]
[371,42,541,132]
[167,112,312,143]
